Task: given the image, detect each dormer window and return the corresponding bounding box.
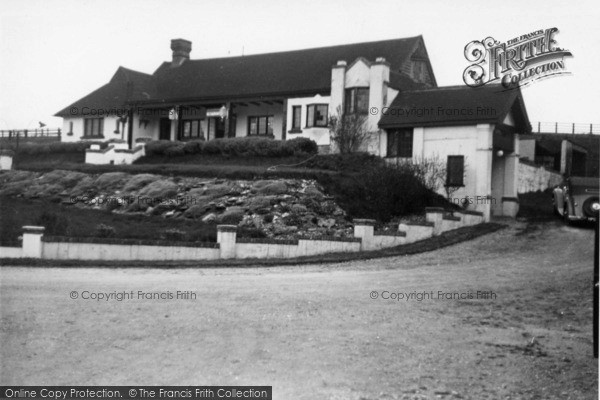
[344,87,369,114]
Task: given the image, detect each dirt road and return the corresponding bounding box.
[0,220,597,399]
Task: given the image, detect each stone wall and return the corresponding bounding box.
[518,159,562,193]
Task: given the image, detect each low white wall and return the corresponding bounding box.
[86,146,115,164]
[0,246,23,258]
[518,160,563,193]
[4,212,485,261]
[42,241,220,261]
[85,144,145,165]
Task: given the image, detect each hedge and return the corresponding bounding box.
[0,141,106,155]
[145,137,318,157]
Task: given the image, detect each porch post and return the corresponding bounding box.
[127,109,134,149]
[501,134,520,217]
[475,124,493,222]
[281,99,287,141]
[177,105,183,141]
[224,102,232,138]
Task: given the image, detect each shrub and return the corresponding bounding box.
[164,145,186,157]
[145,140,184,156]
[183,140,204,154]
[306,153,382,172]
[95,223,116,238]
[143,137,318,158]
[35,211,69,236]
[237,226,267,239]
[1,141,104,155]
[286,137,318,155]
[322,163,443,222]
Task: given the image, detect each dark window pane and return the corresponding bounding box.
[292,106,301,129]
[249,117,257,135]
[306,106,315,128]
[447,156,465,186]
[387,129,413,158]
[191,121,198,137]
[344,89,354,114]
[258,117,267,135]
[356,88,369,114]
[315,105,328,127]
[183,121,191,137]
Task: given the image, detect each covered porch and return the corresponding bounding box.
[130,97,289,146]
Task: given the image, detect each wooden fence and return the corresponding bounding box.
[0,128,62,142]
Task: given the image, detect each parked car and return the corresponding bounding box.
[553,176,600,222]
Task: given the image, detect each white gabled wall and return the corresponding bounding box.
[413,124,494,221]
[285,94,332,146]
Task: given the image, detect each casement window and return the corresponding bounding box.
[386,129,413,158]
[344,87,369,114]
[446,155,465,186]
[84,118,104,137]
[248,115,273,136]
[182,119,204,139]
[306,104,328,128]
[291,106,302,130]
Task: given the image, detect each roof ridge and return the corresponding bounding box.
[173,36,422,63]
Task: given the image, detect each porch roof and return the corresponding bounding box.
[378,84,532,133]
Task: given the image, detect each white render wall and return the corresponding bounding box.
[234,103,285,140]
[286,94,332,146]
[43,242,220,261]
[61,116,122,142]
[413,124,494,220]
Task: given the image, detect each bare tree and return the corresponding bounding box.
[329,106,371,154]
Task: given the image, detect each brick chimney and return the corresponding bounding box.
[171,39,192,67]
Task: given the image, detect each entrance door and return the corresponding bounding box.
[159,118,171,140]
[208,117,225,139]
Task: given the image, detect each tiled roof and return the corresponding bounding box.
[56,37,430,115]
[378,84,531,131]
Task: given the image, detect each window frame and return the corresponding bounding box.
[291,105,302,130]
[344,87,369,115]
[305,104,328,128]
[247,115,274,136]
[446,155,465,187]
[386,128,413,158]
[83,117,104,137]
[181,119,205,139]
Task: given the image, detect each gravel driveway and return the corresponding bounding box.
[0,220,597,399]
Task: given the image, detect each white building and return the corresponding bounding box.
[56,36,532,220]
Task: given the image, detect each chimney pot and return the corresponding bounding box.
[336,60,347,66]
[171,39,192,67]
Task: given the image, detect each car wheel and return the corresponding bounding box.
[582,197,600,219]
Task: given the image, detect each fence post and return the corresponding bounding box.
[58,128,61,138]
[572,123,575,134]
[537,122,540,133]
[591,124,593,134]
[555,122,558,134]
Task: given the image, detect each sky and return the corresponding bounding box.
[0,0,598,130]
